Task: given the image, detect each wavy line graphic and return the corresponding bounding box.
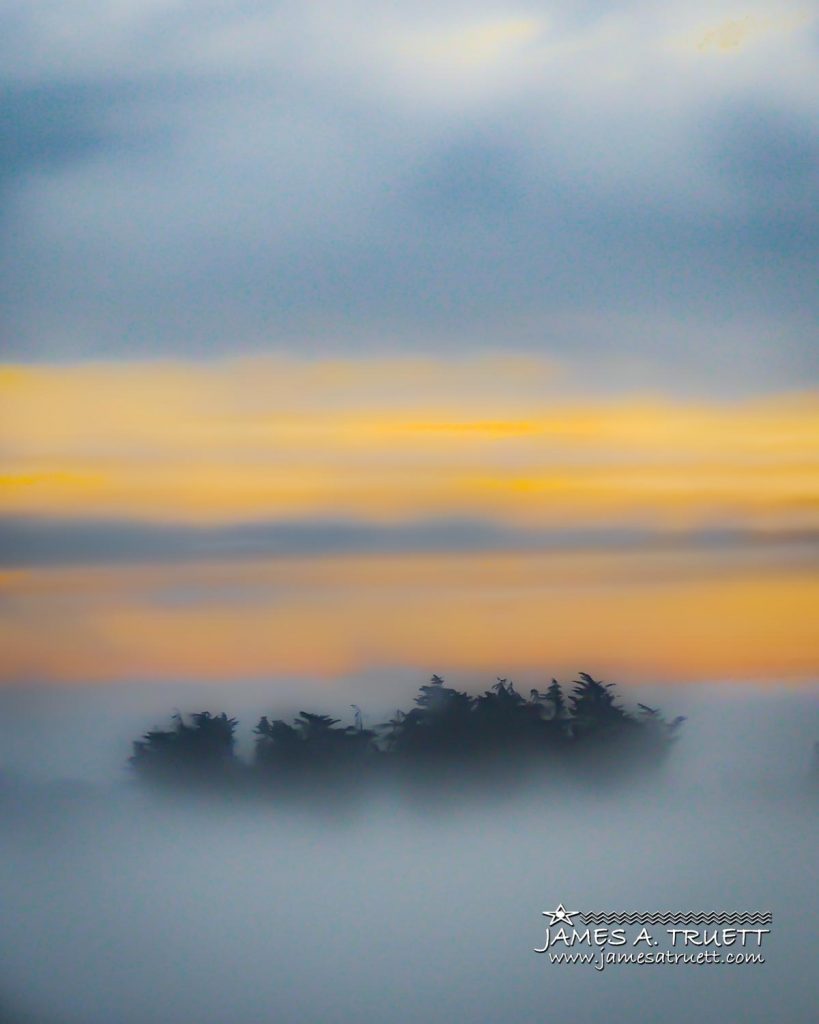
[580,912,772,926]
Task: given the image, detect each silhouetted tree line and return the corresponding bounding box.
[129,673,686,794]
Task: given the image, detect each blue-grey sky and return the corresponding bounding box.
[2,2,817,688]
[1,0,817,389]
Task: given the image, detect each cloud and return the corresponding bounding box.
[693,12,811,53]
[697,16,764,52]
[0,83,111,188]
[400,16,543,69]
[2,359,817,527]
[2,514,817,568]
[1,538,816,683]
[0,1,815,385]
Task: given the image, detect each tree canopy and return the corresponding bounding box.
[129,673,685,795]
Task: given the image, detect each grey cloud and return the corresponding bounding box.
[0,83,110,187]
[410,135,525,220]
[715,106,819,195]
[705,103,819,257]
[0,515,816,568]
[0,2,816,389]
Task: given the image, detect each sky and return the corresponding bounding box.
[1,0,817,690]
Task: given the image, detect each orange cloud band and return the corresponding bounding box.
[2,357,817,686]
[1,550,816,684]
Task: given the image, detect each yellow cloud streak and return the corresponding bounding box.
[2,357,817,529]
[694,12,812,53]
[665,11,814,57]
[402,17,542,68]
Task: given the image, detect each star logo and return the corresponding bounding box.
[543,903,580,927]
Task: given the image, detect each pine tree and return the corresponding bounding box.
[130,711,238,787]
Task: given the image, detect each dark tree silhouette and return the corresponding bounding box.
[128,672,684,796]
[253,709,378,788]
[387,674,475,761]
[130,711,239,789]
[568,672,631,741]
[472,678,545,757]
